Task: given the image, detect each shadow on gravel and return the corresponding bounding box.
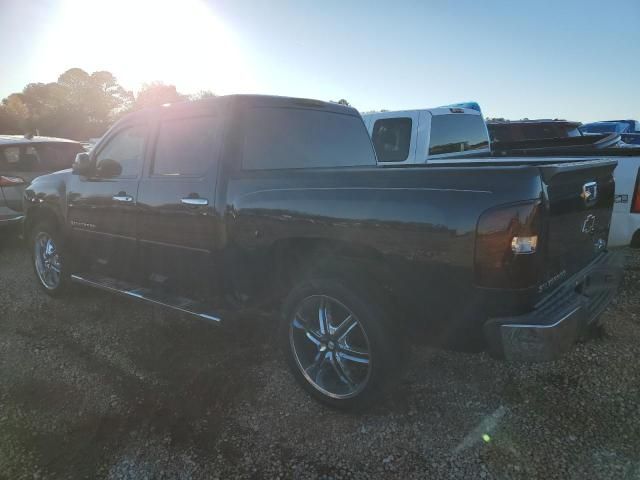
[0,239,278,477]
[1,242,640,479]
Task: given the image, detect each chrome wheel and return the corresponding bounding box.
[34,232,61,290]
[289,295,372,399]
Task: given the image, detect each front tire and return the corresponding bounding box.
[281,278,400,410]
[31,220,70,297]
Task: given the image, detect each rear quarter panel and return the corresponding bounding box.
[222,166,544,342]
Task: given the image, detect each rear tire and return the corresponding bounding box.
[31,220,70,297]
[281,277,402,410]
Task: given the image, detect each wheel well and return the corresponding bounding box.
[631,229,640,248]
[24,207,60,243]
[269,238,402,315]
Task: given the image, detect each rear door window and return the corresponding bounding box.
[371,118,412,162]
[429,114,489,156]
[242,107,375,170]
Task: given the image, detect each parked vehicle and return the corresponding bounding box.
[362,108,640,248]
[23,95,622,409]
[488,119,583,143]
[0,135,84,236]
[580,120,640,136]
[620,133,640,146]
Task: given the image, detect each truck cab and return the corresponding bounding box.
[362,107,640,249]
[361,107,490,165]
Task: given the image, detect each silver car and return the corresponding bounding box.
[0,135,84,235]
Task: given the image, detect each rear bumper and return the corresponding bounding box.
[484,250,624,362]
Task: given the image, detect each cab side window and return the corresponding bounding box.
[1,146,22,168]
[95,125,147,178]
[0,146,41,171]
[371,118,412,162]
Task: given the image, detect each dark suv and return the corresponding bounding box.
[0,135,84,235]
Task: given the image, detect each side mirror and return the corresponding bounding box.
[95,158,122,178]
[72,152,93,176]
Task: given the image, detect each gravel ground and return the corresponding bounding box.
[0,237,639,479]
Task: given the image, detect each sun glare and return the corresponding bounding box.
[40,0,256,95]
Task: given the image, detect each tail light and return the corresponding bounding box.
[474,200,542,289]
[0,176,26,187]
[631,167,640,214]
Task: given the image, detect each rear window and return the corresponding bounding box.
[428,114,489,156]
[371,118,412,162]
[489,123,582,142]
[242,107,375,170]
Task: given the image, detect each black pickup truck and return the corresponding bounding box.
[23,95,622,409]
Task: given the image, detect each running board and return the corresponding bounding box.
[70,273,222,323]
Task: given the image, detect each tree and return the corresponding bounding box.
[189,90,217,101]
[0,68,133,139]
[0,69,211,139]
[133,82,186,110]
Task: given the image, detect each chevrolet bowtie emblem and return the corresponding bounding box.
[581,181,598,207]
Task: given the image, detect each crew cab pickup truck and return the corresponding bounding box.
[23,95,622,409]
[363,108,640,248]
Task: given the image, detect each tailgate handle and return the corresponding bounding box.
[181,197,208,206]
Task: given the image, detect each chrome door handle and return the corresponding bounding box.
[112,194,133,203]
[181,197,209,206]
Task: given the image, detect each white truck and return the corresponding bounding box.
[362,107,640,248]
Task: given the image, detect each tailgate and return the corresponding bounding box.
[540,159,617,283]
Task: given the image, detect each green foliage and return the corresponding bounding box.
[189,90,217,101]
[0,68,219,139]
[0,68,134,140]
[133,82,186,110]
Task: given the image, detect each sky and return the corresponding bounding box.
[1,0,639,122]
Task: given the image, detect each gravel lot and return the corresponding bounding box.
[0,236,639,479]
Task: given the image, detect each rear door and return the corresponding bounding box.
[136,113,222,298]
[540,160,617,281]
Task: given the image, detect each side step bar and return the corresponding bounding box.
[70,273,222,323]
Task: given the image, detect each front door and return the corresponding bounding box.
[67,123,148,280]
[136,114,221,299]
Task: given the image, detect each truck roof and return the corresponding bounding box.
[123,94,360,124]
